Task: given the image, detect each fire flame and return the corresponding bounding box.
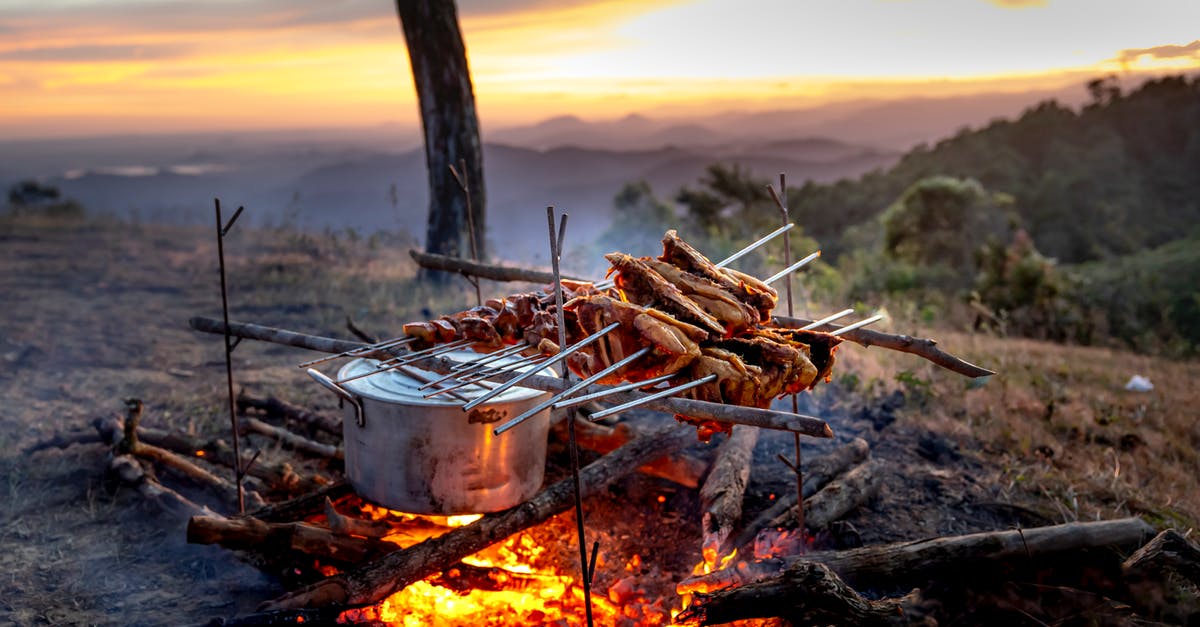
[336,505,677,626]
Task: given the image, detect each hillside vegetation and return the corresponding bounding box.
[602,76,1200,356]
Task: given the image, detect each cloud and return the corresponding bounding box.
[0,43,191,62]
[1116,40,1200,64]
[986,0,1047,8]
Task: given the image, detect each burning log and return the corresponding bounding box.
[190,316,834,438]
[246,480,353,523]
[259,421,698,610]
[676,561,915,627]
[237,393,341,436]
[187,515,394,565]
[731,437,870,550]
[566,418,709,488]
[239,415,342,460]
[322,498,448,545]
[678,517,1157,595]
[699,425,758,565]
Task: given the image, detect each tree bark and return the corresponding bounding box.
[396,0,486,275]
[699,426,758,565]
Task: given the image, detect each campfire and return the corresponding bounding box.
[31,216,1194,626]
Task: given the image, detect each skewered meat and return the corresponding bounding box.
[604,253,724,336]
[563,294,705,383]
[659,229,777,320]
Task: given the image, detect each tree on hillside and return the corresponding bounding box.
[395,0,485,278]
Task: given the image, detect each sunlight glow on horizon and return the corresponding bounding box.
[0,0,1197,138]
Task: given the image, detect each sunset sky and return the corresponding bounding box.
[1,0,1198,139]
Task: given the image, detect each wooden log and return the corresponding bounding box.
[410,249,585,284]
[773,314,994,378]
[398,254,993,379]
[699,426,758,566]
[24,429,102,454]
[730,438,870,550]
[238,393,341,436]
[1122,528,1200,587]
[566,419,709,488]
[676,561,913,627]
[240,415,342,460]
[109,455,214,519]
[259,422,698,610]
[322,497,448,546]
[678,517,1157,595]
[190,317,834,439]
[187,515,395,565]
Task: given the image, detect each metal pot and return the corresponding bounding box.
[307,351,552,514]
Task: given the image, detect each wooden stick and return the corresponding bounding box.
[566,419,709,488]
[676,561,913,627]
[187,515,394,565]
[109,455,214,519]
[240,416,342,460]
[678,517,1157,595]
[135,425,322,494]
[731,438,869,550]
[410,249,586,284]
[800,459,881,531]
[699,426,758,566]
[238,393,342,436]
[1122,528,1200,587]
[322,497,449,546]
[190,317,834,438]
[24,429,102,454]
[259,422,698,610]
[773,315,995,378]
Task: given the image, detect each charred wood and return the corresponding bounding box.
[731,437,870,550]
[259,422,698,610]
[699,426,758,564]
[679,517,1157,595]
[784,458,881,531]
[203,607,350,627]
[322,497,447,545]
[237,393,341,436]
[676,561,914,627]
[244,479,352,523]
[190,317,833,438]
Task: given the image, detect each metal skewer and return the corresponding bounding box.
[461,322,621,412]
[492,346,653,436]
[715,222,795,268]
[335,338,473,384]
[296,336,417,368]
[422,355,546,398]
[800,308,855,331]
[828,313,886,337]
[552,373,677,409]
[763,250,821,285]
[594,223,796,290]
[587,374,719,421]
[418,342,530,390]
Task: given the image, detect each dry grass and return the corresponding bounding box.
[832,319,1200,531]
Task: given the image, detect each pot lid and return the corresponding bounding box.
[337,349,555,406]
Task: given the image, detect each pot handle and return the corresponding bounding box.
[306,368,364,428]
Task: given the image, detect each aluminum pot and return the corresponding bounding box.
[307,351,552,514]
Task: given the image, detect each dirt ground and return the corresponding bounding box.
[1,213,1197,626]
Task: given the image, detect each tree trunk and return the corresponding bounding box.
[396,0,486,277]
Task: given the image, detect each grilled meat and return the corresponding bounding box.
[660,229,777,320]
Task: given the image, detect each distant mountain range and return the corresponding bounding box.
[0,83,1094,263]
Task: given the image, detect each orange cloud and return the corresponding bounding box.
[1116,40,1200,64]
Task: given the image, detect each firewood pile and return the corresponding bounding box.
[27,224,1200,625]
